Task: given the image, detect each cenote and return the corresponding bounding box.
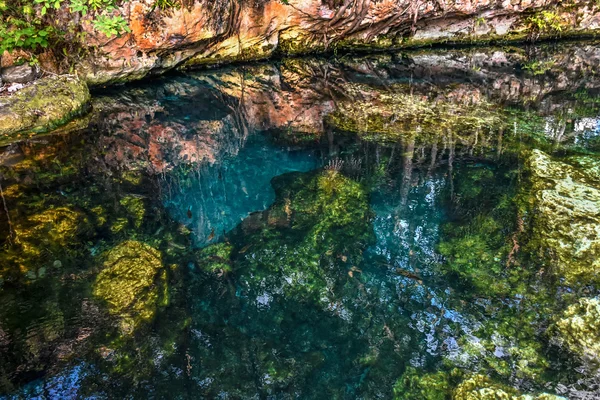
[1,42,600,399]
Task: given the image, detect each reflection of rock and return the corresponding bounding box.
[90,80,246,174]
[328,82,501,143]
[93,241,167,333]
[555,297,600,363]
[528,150,600,286]
[0,76,90,142]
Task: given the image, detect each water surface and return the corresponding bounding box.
[1,42,600,399]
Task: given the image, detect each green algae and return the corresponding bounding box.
[226,169,374,307]
[119,195,146,228]
[93,240,167,332]
[393,367,453,400]
[196,242,234,274]
[437,165,521,296]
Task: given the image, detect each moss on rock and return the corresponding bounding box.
[0,76,90,143]
[196,242,234,274]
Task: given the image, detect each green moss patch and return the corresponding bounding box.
[0,76,90,144]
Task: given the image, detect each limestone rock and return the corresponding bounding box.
[1,64,37,84]
[0,76,90,141]
[75,0,600,85]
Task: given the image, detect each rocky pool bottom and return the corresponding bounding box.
[1,42,600,399]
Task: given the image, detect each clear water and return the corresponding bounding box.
[1,42,600,399]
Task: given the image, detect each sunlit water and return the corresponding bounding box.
[1,42,600,399]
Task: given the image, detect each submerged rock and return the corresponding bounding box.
[453,374,564,400]
[555,297,600,363]
[0,76,90,142]
[528,150,600,286]
[393,367,451,400]
[93,241,167,332]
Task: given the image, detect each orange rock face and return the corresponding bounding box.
[76,0,600,85]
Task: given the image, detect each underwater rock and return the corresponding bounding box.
[453,374,565,400]
[528,150,600,286]
[0,76,90,143]
[93,241,167,332]
[196,242,234,275]
[393,367,451,400]
[554,297,600,363]
[227,169,374,313]
[0,206,89,282]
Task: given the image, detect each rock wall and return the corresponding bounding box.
[78,0,600,85]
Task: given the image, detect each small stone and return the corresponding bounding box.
[7,83,24,93]
[1,64,37,84]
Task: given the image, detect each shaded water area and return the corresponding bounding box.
[1,42,600,399]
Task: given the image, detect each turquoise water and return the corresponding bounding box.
[1,43,600,398]
[163,135,322,246]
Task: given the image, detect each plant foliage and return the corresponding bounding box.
[0,0,131,55]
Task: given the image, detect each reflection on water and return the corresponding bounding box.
[1,42,600,398]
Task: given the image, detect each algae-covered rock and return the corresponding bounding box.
[453,374,519,399]
[196,242,234,275]
[93,241,167,332]
[0,76,90,142]
[554,297,600,362]
[393,367,452,400]
[15,207,85,255]
[228,169,374,311]
[453,374,565,400]
[527,150,600,285]
[0,206,90,281]
[119,195,146,228]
